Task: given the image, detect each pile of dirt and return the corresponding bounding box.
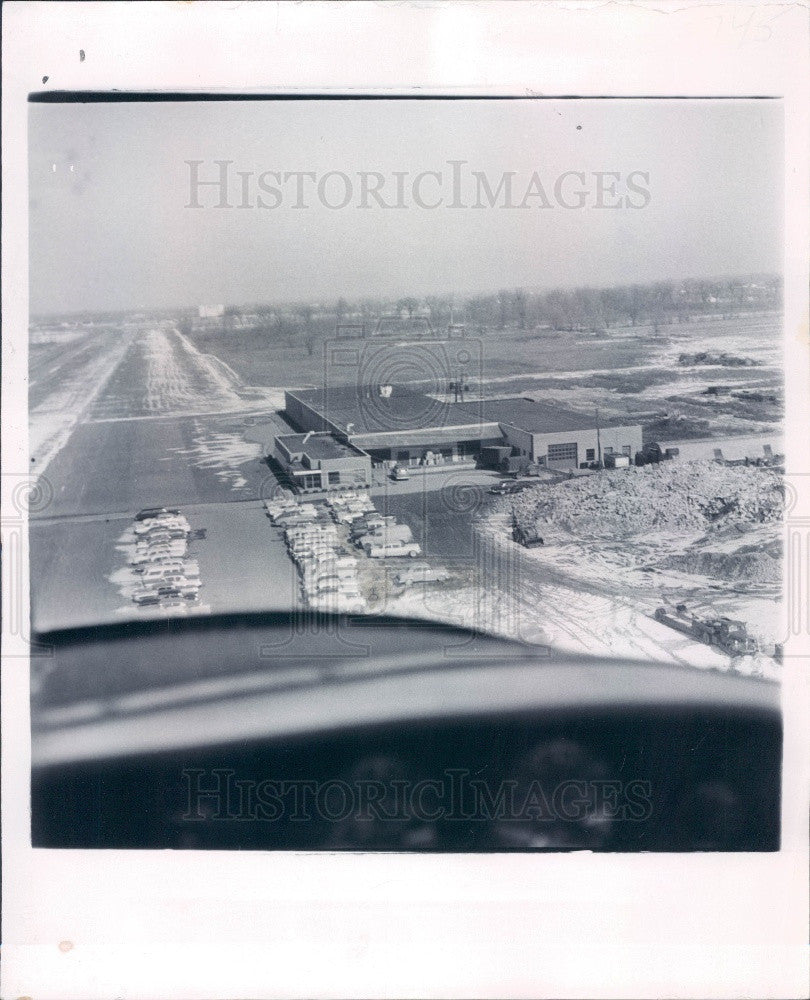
[507,461,783,539]
[678,351,760,367]
[663,541,782,584]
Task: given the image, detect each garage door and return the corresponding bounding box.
[547,442,578,466]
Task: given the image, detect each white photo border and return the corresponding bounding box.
[3,3,809,998]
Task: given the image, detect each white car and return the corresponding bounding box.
[305,565,357,585]
[134,516,188,535]
[311,593,366,614]
[395,564,451,586]
[138,566,185,585]
[159,598,199,613]
[364,540,422,559]
[286,522,336,535]
[357,524,413,548]
[135,522,188,537]
[134,538,186,553]
[132,546,187,564]
[135,532,187,549]
[294,545,338,562]
[287,530,339,546]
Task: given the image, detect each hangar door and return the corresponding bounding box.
[547,441,578,468]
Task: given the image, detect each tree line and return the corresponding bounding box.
[181,274,781,349]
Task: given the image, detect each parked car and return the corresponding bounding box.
[134,516,188,534]
[138,566,185,585]
[349,515,394,539]
[156,585,200,600]
[133,539,187,555]
[160,598,199,612]
[391,465,410,481]
[131,548,187,565]
[365,540,422,559]
[489,481,520,495]
[131,590,162,606]
[135,524,188,541]
[134,507,180,521]
[356,524,413,549]
[395,563,451,586]
[137,562,199,581]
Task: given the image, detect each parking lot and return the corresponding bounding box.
[263,488,464,614]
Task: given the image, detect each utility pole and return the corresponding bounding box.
[596,407,602,468]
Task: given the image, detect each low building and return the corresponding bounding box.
[198,304,225,319]
[273,432,372,492]
[283,385,643,472]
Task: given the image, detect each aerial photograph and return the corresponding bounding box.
[28,97,784,852]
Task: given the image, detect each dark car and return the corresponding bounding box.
[135,506,181,521]
[489,481,519,495]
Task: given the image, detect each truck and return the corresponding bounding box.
[500,455,544,478]
[634,442,663,467]
[654,605,758,656]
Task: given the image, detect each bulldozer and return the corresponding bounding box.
[511,515,544,548]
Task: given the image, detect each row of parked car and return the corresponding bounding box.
[327,492,423,560]
[263,494,367,613]
[263,489,453,609]
[127,507,202,609]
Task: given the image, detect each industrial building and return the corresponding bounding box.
[274,385,642,487]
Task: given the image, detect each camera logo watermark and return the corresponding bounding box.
[2,473,54,657]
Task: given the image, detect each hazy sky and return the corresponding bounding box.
[29,98,783,314]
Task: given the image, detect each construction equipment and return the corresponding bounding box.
[512,516,544,548]
[654,604,758,656]
[500,455,544,478]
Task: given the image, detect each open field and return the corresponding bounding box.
[185,311,782,441]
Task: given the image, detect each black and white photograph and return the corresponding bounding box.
[27,95,786,853]
[3,3,809,999]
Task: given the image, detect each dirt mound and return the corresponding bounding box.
[508,460,783,539]
[663,544,781,584]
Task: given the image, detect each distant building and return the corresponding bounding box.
[198,304,225,319]
[282,385,642,472]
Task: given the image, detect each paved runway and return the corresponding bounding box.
[30,323,290,631]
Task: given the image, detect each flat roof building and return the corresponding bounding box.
[280,385,643,477]
[273,431,372,492]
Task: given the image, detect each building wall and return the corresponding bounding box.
[528,424,643,468]
[364,436,505,467]
[499,424,534,459]
[284,392,342,435]
[316,453,372,487]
